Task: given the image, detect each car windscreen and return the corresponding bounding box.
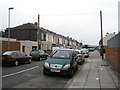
[3,51,13,55]
[51,50,72,59]
[30,51,39,55]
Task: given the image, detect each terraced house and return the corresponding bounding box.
[3,22,82,54]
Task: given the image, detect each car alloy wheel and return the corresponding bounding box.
[15,60,19,66]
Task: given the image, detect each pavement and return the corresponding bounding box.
[64,51,119,89]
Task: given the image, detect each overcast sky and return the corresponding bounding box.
[0,0,119,45]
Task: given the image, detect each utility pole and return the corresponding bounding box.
[37,14,40,50]
[100,10,104,59]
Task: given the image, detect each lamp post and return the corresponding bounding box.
[8,7,14,51]
[100,10,104,59]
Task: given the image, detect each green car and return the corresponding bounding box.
[43,49,79,77]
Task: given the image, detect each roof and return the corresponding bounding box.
[8,23,38,30]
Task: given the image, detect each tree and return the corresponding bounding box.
[83,44,88,48]
[0,30,5,37]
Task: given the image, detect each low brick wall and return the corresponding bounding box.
[105,48,120,73]
[2,41,20,53]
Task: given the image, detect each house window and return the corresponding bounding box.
[22,45,25,52]
[32,46,37,51]
[46,34,48,41]
[41,33,44,40]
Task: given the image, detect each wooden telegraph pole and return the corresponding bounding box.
[37,14,40,50]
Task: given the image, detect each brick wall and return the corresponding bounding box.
[105,48,120,73]
[2,41,20,53]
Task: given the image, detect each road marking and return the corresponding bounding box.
[2,66,39,78]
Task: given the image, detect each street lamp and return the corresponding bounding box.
[100,10,104,59]
[8,7,14,50]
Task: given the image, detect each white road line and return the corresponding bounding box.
[2,66,39,78]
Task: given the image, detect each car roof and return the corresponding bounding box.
[55,48,76,51]
[4,51,20,53]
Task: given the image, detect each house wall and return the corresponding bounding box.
[105,32,120,73]
[0,40,2,54]
[48,34,53,44]
[59,37,62,45]
[20,40,38,55]
[103,33,115,46]
[2,41,20,53]
[106,48,120,73]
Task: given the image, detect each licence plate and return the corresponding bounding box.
[51,69,60,72]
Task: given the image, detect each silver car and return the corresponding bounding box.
[80,49,89,58]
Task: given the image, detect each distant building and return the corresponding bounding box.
[99,32,116,47]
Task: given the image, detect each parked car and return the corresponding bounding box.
[88,48,95,52]
[80,49,89,58]
[75,49,85,65]
[30,50,48,61]
[2,51,32,66]
[43,49,79,77]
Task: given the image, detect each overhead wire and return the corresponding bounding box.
[40,12,98,17]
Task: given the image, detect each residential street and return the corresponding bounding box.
[2,51,119,89]
[2,60,70,88]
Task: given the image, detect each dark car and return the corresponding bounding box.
[43,49,79,77]
[2,51,32,66]
[30,50,48,61]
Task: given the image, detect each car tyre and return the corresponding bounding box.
[76,65,78,71]
[69,69,74,78]
[15,60,19,66]
[39,57,42,61]
[28,58,31,64]
[78,61,82,65]
[82,59,85,63]
[43,70,48,76]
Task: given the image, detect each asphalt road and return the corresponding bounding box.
[2,52,92,89]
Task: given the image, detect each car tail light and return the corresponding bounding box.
[3,55,13,60]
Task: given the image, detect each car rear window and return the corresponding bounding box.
[81,49,88,53]
[51,50,72,59]
[30,51,39,55]
[3,51,13,55]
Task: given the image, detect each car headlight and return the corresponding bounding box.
[63,64,70,68]
[44,62,49,67]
